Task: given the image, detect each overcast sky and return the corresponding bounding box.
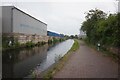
[2,0,118,35]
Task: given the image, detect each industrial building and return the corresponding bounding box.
[2,6,48,44]
[47,31,64,38]
[47,31,64,41]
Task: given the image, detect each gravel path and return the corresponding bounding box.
[54,40,118,78]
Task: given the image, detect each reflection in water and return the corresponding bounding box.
[33,39,74,75]
[2,44,48,78]
[2,39,74,78]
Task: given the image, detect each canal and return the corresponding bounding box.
[2,39,74,78]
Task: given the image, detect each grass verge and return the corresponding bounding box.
[43,39,79,80]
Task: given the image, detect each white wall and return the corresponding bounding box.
[12,8,47,36]
[2,6,13,33]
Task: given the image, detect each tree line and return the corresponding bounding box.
[81,9,120,49]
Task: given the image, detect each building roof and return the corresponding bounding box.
[12,6,47,25]
[47,31,64,37]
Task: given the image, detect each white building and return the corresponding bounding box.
[2,6,48,43]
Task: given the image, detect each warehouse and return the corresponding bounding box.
[47,31,64,42]
[2,6,48,44]
[47,31,64,38]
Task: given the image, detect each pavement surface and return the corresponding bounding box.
[54,40,118,78]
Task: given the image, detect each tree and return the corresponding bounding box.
[80,9,120,48]
[81,9,107,44]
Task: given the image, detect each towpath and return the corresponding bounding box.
[54,40,118,78]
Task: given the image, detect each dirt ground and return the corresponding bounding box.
[54,40,118,78]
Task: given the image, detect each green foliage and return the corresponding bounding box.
[52,38,59,43]
[81,9,120,48]
[26,41,35,47]
[48,39,53,44]
[2,36,13,48]
[48,38,65,44]
[59,38,65,42]
[36,41,46,46]
[69,35,78,39]
[69,39,79,51]
[2,35,21,49]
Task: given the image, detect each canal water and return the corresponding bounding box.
[2,39,74,78]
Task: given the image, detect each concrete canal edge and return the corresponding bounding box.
[36,39,79,79]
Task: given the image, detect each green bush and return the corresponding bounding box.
[81,9,120,48]
[48,40,52,44]
[26,41,35,47]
